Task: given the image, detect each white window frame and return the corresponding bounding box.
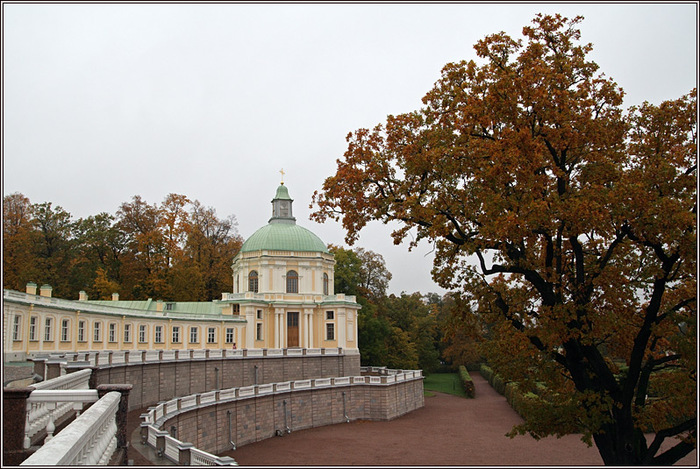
[13,315,21,341]
[93,321,102,342]
[190,327,199,344]
[29,316,37,341]
[207,327,216,344]
[172,326,181,343]
[155,325,163,344]
[124,323,131,343]
[61,318,70,342]
[139,325,147,344]
[326,323,335,341]
[44,317,53,342]
[78,320,86,342]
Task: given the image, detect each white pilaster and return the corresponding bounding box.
[338,310,347,349]
[274,308,285,348]
[245,309,255,349]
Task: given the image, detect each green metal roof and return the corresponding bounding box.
[240,223,328,253]
[84,299,226,316]
[273,184,292,201]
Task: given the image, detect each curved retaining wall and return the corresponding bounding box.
[142,370,424,459]
[42,348,361,411]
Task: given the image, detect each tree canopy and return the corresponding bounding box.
[3,192,242,302]
[312,14,696,466]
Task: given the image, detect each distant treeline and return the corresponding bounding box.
[3,192,243,302]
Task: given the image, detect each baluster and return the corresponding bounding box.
[24,406,32,448]
[44,403,57,443]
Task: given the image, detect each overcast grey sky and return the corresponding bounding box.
[3,2,697,296]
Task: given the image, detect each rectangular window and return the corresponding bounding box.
[78,320,85,342]
[326,311,334,320]
[44,317,52,341]
[108,323,116,342]
[207,327,216,344]
[13,316,21,341]
[225,328,235,344]
[256,323,263,341]
[232,304,240,314]
[139,325,147,343]
[166,303,174,311]
[257,310,263,319]
[29,316,37,341]
[61,319,70,342]
[93,322,102,342]
[155,325,163,343]
[124,324,131,343]
[326,323,335,341]
[172,326,180,343]
[190,327,198,344]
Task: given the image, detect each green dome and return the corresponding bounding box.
[241,223,329,253]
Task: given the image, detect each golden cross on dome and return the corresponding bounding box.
[280,168,285,185]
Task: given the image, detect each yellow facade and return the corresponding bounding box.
[3,184,360,362]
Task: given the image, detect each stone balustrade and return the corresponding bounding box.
[139,368,423,464]
[35,347,347,374]
[24,369,93,448]
[25,389,99,448]
[20,391,121,466]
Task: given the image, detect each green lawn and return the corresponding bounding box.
[423,372,467,398]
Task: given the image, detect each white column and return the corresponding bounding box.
[308,310,314,348]
[338,310,347,349]
[275,308,284,349]
[245,309,255,349]
[303,309,314,348]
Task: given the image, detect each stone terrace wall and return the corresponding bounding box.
[91,350,361,411]
[37,349,360,412]
[148,374,424,457]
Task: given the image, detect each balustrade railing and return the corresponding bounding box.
[138,368,422,465]
[37,347,349,373]
[21,391,120,466]
[141,367,423,466]
[24,369,93,448]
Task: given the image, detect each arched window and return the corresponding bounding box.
[286,270,298,293]
[248,270,259,293]
[323,273,329,295]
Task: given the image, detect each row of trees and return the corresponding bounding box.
[3,193,242,302]
[311,13,696,466]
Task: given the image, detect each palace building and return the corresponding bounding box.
[3,183,361,362]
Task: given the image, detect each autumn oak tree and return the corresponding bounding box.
[312,15,696,465]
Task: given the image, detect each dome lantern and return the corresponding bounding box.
[270,184,295,224]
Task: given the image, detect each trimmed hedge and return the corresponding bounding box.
[480,363,547,423]
[458,365,475,398]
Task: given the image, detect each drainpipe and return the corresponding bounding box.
[214,367,219,390]
[283,400,291,434]
[227,410,236,450]
[342,391,350,423]
[254,365,258,385]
